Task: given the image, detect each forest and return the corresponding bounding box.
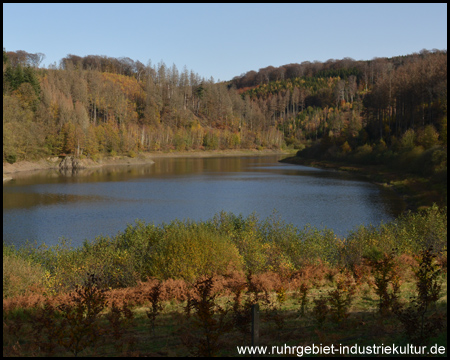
[3,48,447,167]
[3,48,448,356]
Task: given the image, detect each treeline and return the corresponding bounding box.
[233,50,447,148]
[231,50,445,89]
[3,49,285,163]
[2,48,447,165]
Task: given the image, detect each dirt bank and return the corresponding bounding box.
[3,149,293,179]
[2,156,156,176]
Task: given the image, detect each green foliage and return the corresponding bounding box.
[417,125,440,150]
[3,47,447,169]
[4,153,17,164]
[112,220,161,279]
[3,63,40,96]
[2,235,447,356]
[3,93,45,161]
[340,140,352,154]
[4,206,447,300]
[148,220,243,281]
[203,130,220,150]
[351,143,374,163]
[400,129,416,150]
[342,205,447,265]
[414,246,442,309]
[229,283,252,335]
[228,215,268,273]
[41,239,132,293]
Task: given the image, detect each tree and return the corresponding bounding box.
[347,75,357,103]
[417,125,440,149]
[334,79,345,107]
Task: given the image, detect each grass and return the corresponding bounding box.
[3,206,447,356]
[3,264,447,357]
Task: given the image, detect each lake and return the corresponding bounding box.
[3,154,404,248]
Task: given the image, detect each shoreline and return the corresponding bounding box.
[3,149,293,179]
[280,155,443,212]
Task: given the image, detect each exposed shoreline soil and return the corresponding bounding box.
[3,149,293,180]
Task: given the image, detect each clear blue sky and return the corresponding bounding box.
[3,3,447,82]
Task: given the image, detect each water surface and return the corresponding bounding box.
[3,155,404,247]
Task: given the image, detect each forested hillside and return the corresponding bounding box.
[3,48,448,357]
[2,48,447,167]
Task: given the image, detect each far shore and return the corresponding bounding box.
[3,148,293,179]
[279,155,443,212]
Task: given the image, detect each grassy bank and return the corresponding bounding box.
[3,206,447,356]
[3,270,447,356]
[2,208,447,356]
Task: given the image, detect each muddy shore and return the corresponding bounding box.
[3,149,293,181]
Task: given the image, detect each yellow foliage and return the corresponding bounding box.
[341,141,352,154]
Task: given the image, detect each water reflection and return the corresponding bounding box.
[3,155,404,247]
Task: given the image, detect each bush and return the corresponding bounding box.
[340,141,352,154]
[5,153,17,164]
[203,131,220,150]
[351,143,374,164]
[3,245,45,298]
[342,205,447,266]
[4,207,446,297]
[78,236,139,289]
[395,146,425,173]
[417,125,440,150]
[148,221,243,281]
[414,146,447,176]
[400,129,416,150]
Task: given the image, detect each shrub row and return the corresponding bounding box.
[3,205,447,298]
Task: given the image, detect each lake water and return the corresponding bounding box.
[3,155,404,248]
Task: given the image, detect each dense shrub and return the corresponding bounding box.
[3,206,446,296]
[147,221,243,281]
[5,153,17,164]
[342,204,447,267]
[417,125,440,150]
[3,244,45,299]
